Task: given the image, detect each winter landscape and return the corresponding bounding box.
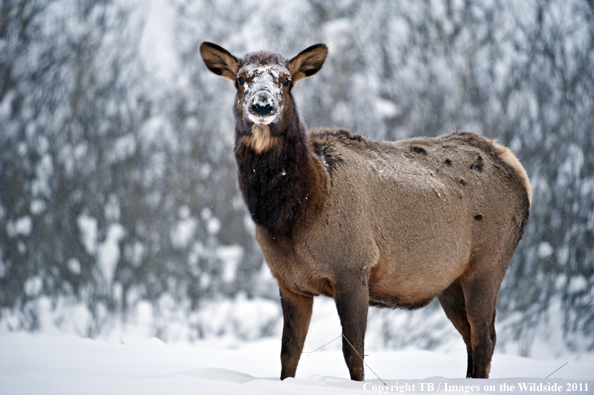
[1,297,594,394]
[1,0,593,393]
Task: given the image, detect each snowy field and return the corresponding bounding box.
[2,297,593,395]
[1,332,593,395]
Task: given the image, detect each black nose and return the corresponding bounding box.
[252,103,273,116]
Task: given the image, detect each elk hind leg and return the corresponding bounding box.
[462,266,504,379]
[438,279,473,378]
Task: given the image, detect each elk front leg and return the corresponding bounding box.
[279,285,313,380]
[335,283,369,381]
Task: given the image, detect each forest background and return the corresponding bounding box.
[1,0,593,358]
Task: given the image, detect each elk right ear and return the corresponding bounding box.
[200,42,239,81]
[289,44,328,82]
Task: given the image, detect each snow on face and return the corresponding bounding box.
[240,63,289,125]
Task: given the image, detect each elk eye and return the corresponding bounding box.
[237,76,245,85]
[283,78,291,87]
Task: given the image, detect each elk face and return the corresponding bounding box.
[234,52,293,134]
[200,42,328,150]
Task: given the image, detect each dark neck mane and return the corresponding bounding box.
[234,111,328,237]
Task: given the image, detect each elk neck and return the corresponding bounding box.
[234,106,328,237]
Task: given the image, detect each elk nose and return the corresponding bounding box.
[252,102,273,116]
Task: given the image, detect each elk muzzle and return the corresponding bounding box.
[252,101,274,117]
[248,93,278,125]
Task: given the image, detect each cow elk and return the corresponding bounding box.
[200,42,531,380]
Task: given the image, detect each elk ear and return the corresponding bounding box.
[200,42,239,81]
[289,44,328,82]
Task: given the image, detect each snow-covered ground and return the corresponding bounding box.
[2,296,593,395]
[2,277,592,394]
[1,331,593,395]
[2,291,593,394]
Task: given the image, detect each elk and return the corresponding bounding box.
[200,42,531,381]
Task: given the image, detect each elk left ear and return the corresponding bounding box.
[289,44,328,82]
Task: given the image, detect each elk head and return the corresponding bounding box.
[200,42,328,152]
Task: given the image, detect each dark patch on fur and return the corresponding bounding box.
[311,128,372,177]
[460,179,467,186]
[311,135,346,177]
[471,154,484,172]
[412,146,428,155]
[474,214,483,221]
[444,158,452,166]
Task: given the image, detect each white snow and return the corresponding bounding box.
[139,0,178,83]
[568,276,588,293]
[0,90,15,120]
[109,133,137,163]
[171,214,197,249]
[375,98,399,118]
[140,116,177,150]
[537,242,554,258]
[97,223,126,283]
[557,144,585,188]
[77,214,98,254]
[24,276,43,296]
[324,18,353,50]
[1,296,593,394]
[201,207,221,235]
[0,331,592,395]
[67,258,82,275]
[30,199,46,215]
[31,153,53,198]
[7,215,32,237]
[219,245,243,283]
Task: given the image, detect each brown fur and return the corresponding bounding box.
[239,124,281,153]
[200,42,531,381]
[491,140,533,207]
